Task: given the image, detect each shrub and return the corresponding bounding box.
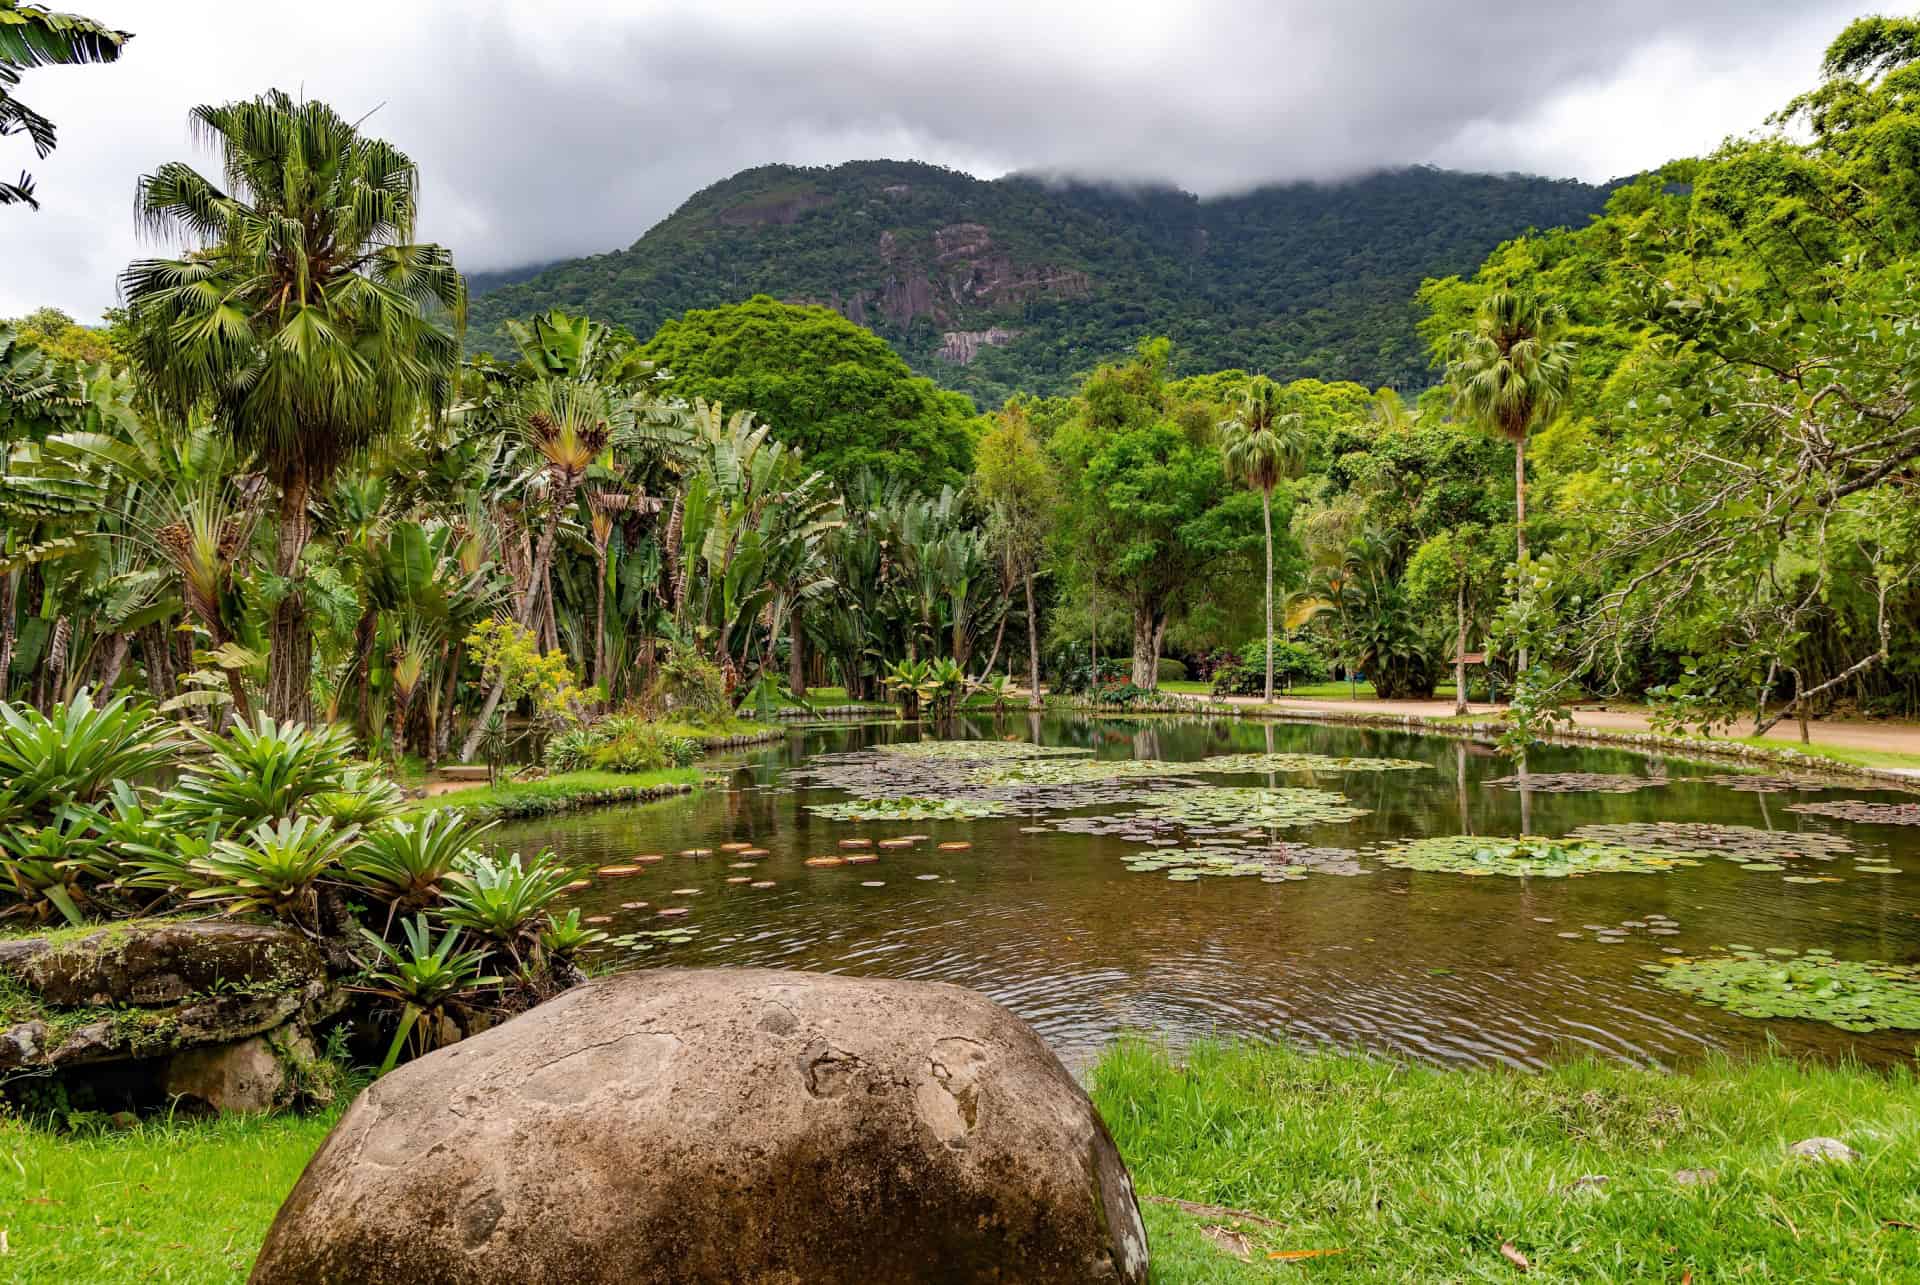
[1156,657,1187,684]
[544,715,702,774]
[163,716,359,832]
[659,645,730,725]
[0,689,181,820]
[1212,639,1327,695]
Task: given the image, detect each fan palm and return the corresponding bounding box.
[1445,288,1574,675]
[1221,376,1311,701]
[121,90,465,721]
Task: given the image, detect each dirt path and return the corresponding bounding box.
[1219,694,1920,769]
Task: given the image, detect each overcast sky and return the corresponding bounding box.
[2,0,1866,319]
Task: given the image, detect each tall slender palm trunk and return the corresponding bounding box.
[1514,436,1528,679]
[266,467,314,723]
[1454,577,1469,717]
[1024,571,1042,710]
[1260,487,1274,702]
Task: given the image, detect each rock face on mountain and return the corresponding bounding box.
[467,158,1614,403]
[250,967,1150,1285]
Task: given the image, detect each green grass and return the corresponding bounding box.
[1,1106,346,1283]
[406,766,701,817]
[772,686,891,710]
[8,1043,1917,1282]
[1162,680,1399,701]
[1721,735,1920,773]
[1090,1040,1920,1282]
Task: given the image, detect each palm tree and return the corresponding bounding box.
[122,90,465,721]
[1445,287,1574,677]
[1220,376,1311,701]
[0,2,131,208]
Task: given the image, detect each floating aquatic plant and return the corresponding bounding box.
[1120,844,1366,883]
[1784,800,1920,827]
[805,796,1011,821]
[1569,822,1853,862]
[965,757,1203,786]
[1376,835,1700,878]
[1644,948,1920,1032]
[1483,772,1668,794]
[1191,753,1427,775]
[877,740,1092,762]
[1697,774,1845,794]
[609,926,698,951]
[1128,786,1370,830]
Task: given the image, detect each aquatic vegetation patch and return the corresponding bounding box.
[965,757,1203,786]
[1191,753,1427,775]
[1784,800,1920,827]
[1697,773,1847,794]
[1644,948,1920,1032]
[1568,822,1853,862]
[804,796,1012,821]
[1377,835,1700,877]
[876,740,1092,763]
[1128,786,1370,831]
[608,926,699,951]
[1482,772,1669,794]
[1121,844,1366,883]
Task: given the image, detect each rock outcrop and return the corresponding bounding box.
[251,967,1150,1284]
[0,919,343,1113]
[939,327,1021,364]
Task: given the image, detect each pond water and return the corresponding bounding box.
[493,715,1920,1070]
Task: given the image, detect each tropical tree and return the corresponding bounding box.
[0,1,130,208]
[973,406,1055,705]
[1444,288,1574,675]
[1220,375,1310,700]
[122,90,465,721]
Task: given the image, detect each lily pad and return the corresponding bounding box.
[877,740,1093,763]
[806,796,1012,822]
[1784,800,1920,827]
[1569,822,1852,862]
[1647,950,1920,1032]
[1128,786,1370,830]
[1377,835,1700,878]
[1484,772,1670,794]
[1117,843,1364,883]
[1192,753,1428,775]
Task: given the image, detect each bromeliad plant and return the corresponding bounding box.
[187,816,365,927]
[439,850,578,962]
[346,811,495,919]
[359,914,502,1073]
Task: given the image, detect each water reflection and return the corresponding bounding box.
[493,715,1920,1070]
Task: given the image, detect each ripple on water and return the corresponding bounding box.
[491,715,1920,1069]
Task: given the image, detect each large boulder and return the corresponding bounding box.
[251,968,1149,1284]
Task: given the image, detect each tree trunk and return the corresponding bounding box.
[461,484,573,762]
[96,632,131,694]
[0,567,14,703]
[592,548,608,701]
[45,615,71,708]
[433,644,461,764]
[350,605,377,740]
[1130,610,1155,689]
[1454,576,1469,717]
[1514,435,1528,678]
[788,608,809,699]
[266,466,314,723]
[1024,572,1042,709]
[1261,488,1274,702]
[1090,581,1099,678]
[978,603,1007,683]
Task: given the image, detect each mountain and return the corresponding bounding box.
[465,159,1612,403]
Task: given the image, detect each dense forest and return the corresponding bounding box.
[465,162,1612,402]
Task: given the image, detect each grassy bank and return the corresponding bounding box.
[1090,1041,1920,1282]
[8,1042,1917,1282]
[407,766,701,819]
[2,1107,346,1282]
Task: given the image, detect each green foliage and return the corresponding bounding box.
[439,850,577,949]
[163,715,362,833]
[464,618,587,721]
[634,296,978,490]
[0,688,178,820]
[0,1,130,208]
[345,810,494,914]
[1647,949,1920,1032]
[185,815,362,923]
[543,714,701,773]
[1210,639,1324,695]
[468,161,1611,401]
[538,906,609,958]
[804,796,1011,822]
[658,645,730,725]
[1378,835,1701,878]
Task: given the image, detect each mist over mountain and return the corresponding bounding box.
[465,159,1612,402]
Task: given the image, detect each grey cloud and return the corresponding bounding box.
[1,0,1862,318]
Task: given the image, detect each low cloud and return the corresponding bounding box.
[3,0,1861,318]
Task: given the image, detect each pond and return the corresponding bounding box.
[492,715,1920,1070]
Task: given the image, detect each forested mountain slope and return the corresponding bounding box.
[466,160,1612,402]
